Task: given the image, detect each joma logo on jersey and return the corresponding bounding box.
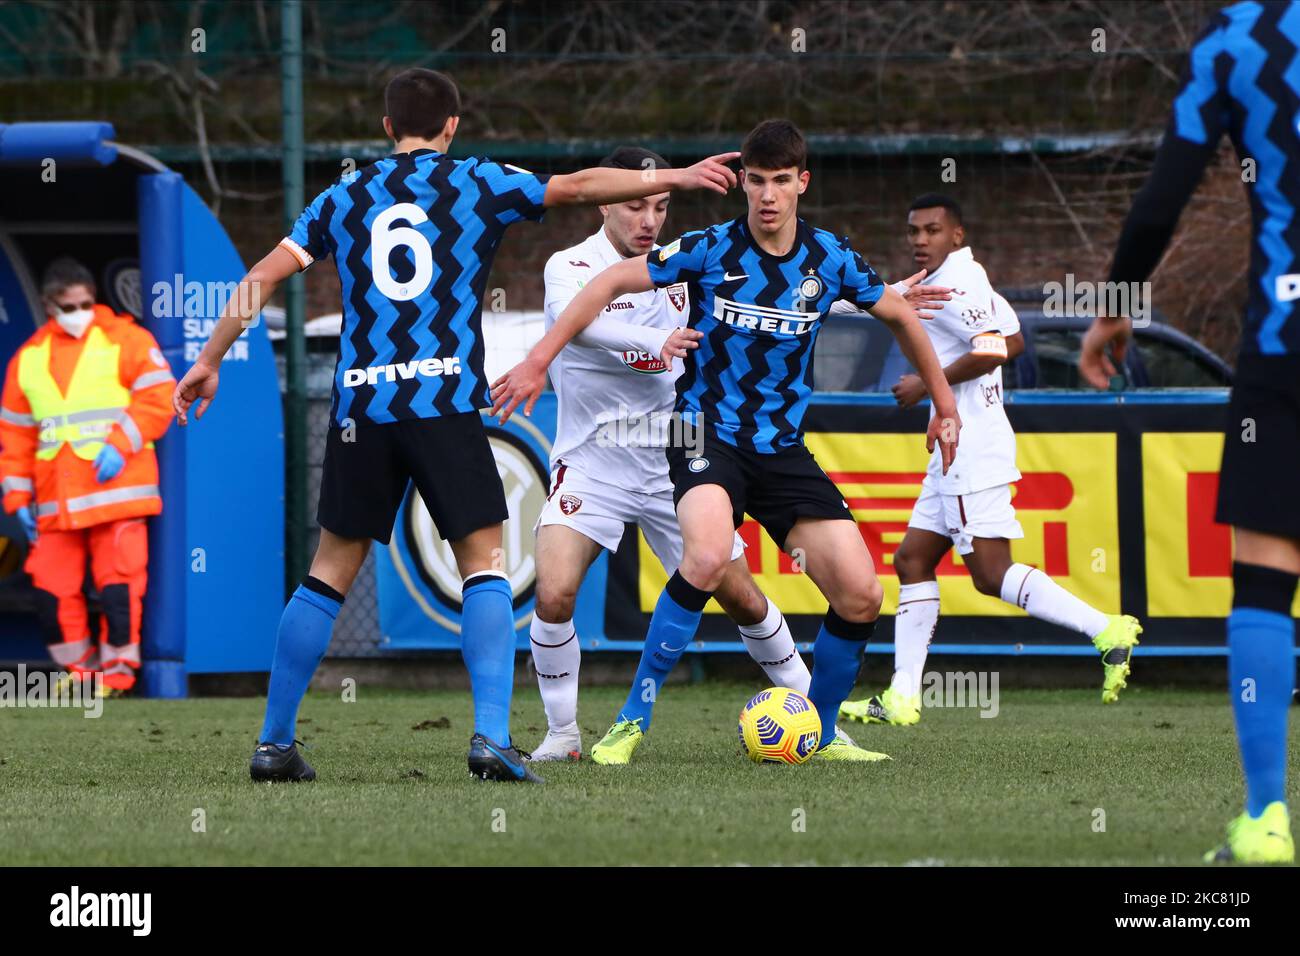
[342,356,462,387]
[713,297,820,336]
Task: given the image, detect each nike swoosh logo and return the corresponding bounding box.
[660,642,688,653]
[485,742,525,779]
[723,271,749,281]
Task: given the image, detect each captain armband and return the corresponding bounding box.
[970,333,1007,358]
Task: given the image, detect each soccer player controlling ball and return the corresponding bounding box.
[529,145,857,762]
[838,194,1142,727]
[1081,1,1299,863]
[173,68,741,785]
[493,119,959,763]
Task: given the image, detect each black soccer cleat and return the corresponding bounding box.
[467,733,544,784]
[250,741,317,782]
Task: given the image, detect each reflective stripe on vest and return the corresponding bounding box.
[65,484,160,513]
[101,644,141,667]
[1,476,33,494]
[116,411,143,452]
[131,369,173,391]
[18,326,129,462]
[49,637,95,667]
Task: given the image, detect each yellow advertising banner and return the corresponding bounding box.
[1142,433,1231,617]
[638,432,1121,617]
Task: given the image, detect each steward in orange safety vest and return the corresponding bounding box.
[0,258,174,694]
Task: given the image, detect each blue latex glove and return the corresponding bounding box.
[93,445,125,483]
[17,506,37,542]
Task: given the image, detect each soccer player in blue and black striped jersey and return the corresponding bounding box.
[173,68,739,784]
[493,119,960,763]
[1081,1,1298,862]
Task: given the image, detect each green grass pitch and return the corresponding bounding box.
[0,682,1289,865]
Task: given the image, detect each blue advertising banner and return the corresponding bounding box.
[376,393,610,652]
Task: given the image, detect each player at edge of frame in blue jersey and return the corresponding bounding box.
[171,67,739,785]
[1080,1,1299,864]
[492,118,962,765]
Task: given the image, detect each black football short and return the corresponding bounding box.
[666,434,853,550]
[1216,354,1300,538]
[317,412,507,544]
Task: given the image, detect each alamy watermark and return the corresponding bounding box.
[912,670,1000,718]
[595,405,705,458]
[1042,275,1151,327]
[0,666,103,718]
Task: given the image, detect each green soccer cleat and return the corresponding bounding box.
[812,736,891,762]
[839,686,921,726]
[1204,802,1294,864]
[1092,614,1142,704]
[590,717,644,766]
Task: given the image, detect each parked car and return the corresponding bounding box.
[813,290,1233,392]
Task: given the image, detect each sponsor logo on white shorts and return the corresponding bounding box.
[342,356,462,388]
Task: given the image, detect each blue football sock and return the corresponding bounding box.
[461,572,516,746]
[808,610,874,747]
[1228,607,1295,816]
[619,572,712,731]
[260,579,342,745]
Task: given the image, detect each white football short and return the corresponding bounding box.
[536,462,745,572]
[907,482,1024,556]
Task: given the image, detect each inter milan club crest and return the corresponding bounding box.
[667,283,687,311]
[798,272,823,304]
[559,494,582,516]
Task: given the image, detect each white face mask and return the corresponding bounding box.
[54,308,94,339]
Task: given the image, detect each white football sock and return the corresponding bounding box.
[1000,563,1109,638]
[529,616,580,729]
[891,581,940,698]
[738,599,811,694]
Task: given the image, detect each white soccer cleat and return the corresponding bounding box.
[527,724,582,762]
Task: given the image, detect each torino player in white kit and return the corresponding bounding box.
[838,194,1144,727]
[527,147,820,762]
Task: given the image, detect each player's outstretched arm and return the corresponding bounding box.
[172,245,299,425]
[869,285,961,473]
[573,314,676,356]
[542,152,740,207]
[490,256,700,422]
